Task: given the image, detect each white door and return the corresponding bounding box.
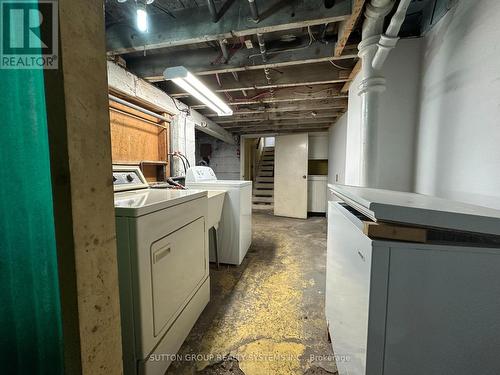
[274,133,308,218]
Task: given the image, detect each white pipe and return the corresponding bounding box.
[372,0,412,70]
[357,0,410,188]
[109,94,170,123]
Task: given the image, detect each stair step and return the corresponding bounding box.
[261,162,274,166]
[260,167,274,171]
[258,172,274,177]
[254,183,274,189]
[253,190,273,197]
[253,196,274,203]
[256,177,274,182]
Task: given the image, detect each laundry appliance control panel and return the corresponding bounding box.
[113,165,149,192]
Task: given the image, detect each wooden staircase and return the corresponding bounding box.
[253,147,275,210]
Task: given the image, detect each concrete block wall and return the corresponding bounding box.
[195,132,241,180]
[171,112,196,176]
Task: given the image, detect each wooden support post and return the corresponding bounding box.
[43,1,123,374]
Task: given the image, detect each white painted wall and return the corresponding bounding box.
[327,113,348,203]
[195,132,241,180]
[345,38,422,192]
[345,72,362,186]
[328,113,348,186]
[415,0,500,209]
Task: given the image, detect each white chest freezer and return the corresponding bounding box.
[326,184,500,375]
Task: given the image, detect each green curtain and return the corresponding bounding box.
[0,7,64,374]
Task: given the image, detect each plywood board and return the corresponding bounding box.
[363,222,427,243]
[109,100,170,181]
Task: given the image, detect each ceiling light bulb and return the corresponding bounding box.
[136,5,148,32]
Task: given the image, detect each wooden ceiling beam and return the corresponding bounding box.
[335,0,366,57]
[235,126,331,134]
[215,110,343,124]
[161,63,353,97]
[127,43,357,81]
[201,99,349,116]
[223,119,335,129]
[187,84,347,109]
[341,59,362,93]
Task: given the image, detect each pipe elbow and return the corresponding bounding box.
[372,34,399,70]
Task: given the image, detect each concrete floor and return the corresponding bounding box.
[167,211,337,375]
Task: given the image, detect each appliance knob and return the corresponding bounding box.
[126,174,134,182]
[113,176,117,182]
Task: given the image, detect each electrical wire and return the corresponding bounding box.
[329,60,351,70]
[292,86,336,96]
[177,152,191,168]
[248,26,315,60]
[169,153,187,175]
[308,25,316,42]
[172,98,189,114]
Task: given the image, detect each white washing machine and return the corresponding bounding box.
[185,166,252,265]
[113,165,210,375]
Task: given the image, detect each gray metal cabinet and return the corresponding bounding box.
[308,175,328,213]
[326,185,500,375]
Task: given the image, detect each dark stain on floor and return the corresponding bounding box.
[167,211,337,375]
[196,356,245,375]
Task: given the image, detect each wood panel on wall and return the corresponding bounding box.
[109,99,171,181]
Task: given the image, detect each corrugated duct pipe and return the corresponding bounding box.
[357,0,412,188]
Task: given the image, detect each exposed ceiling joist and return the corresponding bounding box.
[235,126,331,134]
[164,64,353,97]
[335,0,366,56]
[188,84,347,108]
[222,119,335,129]
[127,43,357,80]
[107,0,352,55]
[170,78,348,98]
[215,109,343,123]
[202,99,349,116]
[341,59,362,93]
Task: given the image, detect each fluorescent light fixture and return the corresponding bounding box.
[164,66,233,116]
[136,4,148,32]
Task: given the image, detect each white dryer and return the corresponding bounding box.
[113,165,209,375]
[185,166,252,265]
